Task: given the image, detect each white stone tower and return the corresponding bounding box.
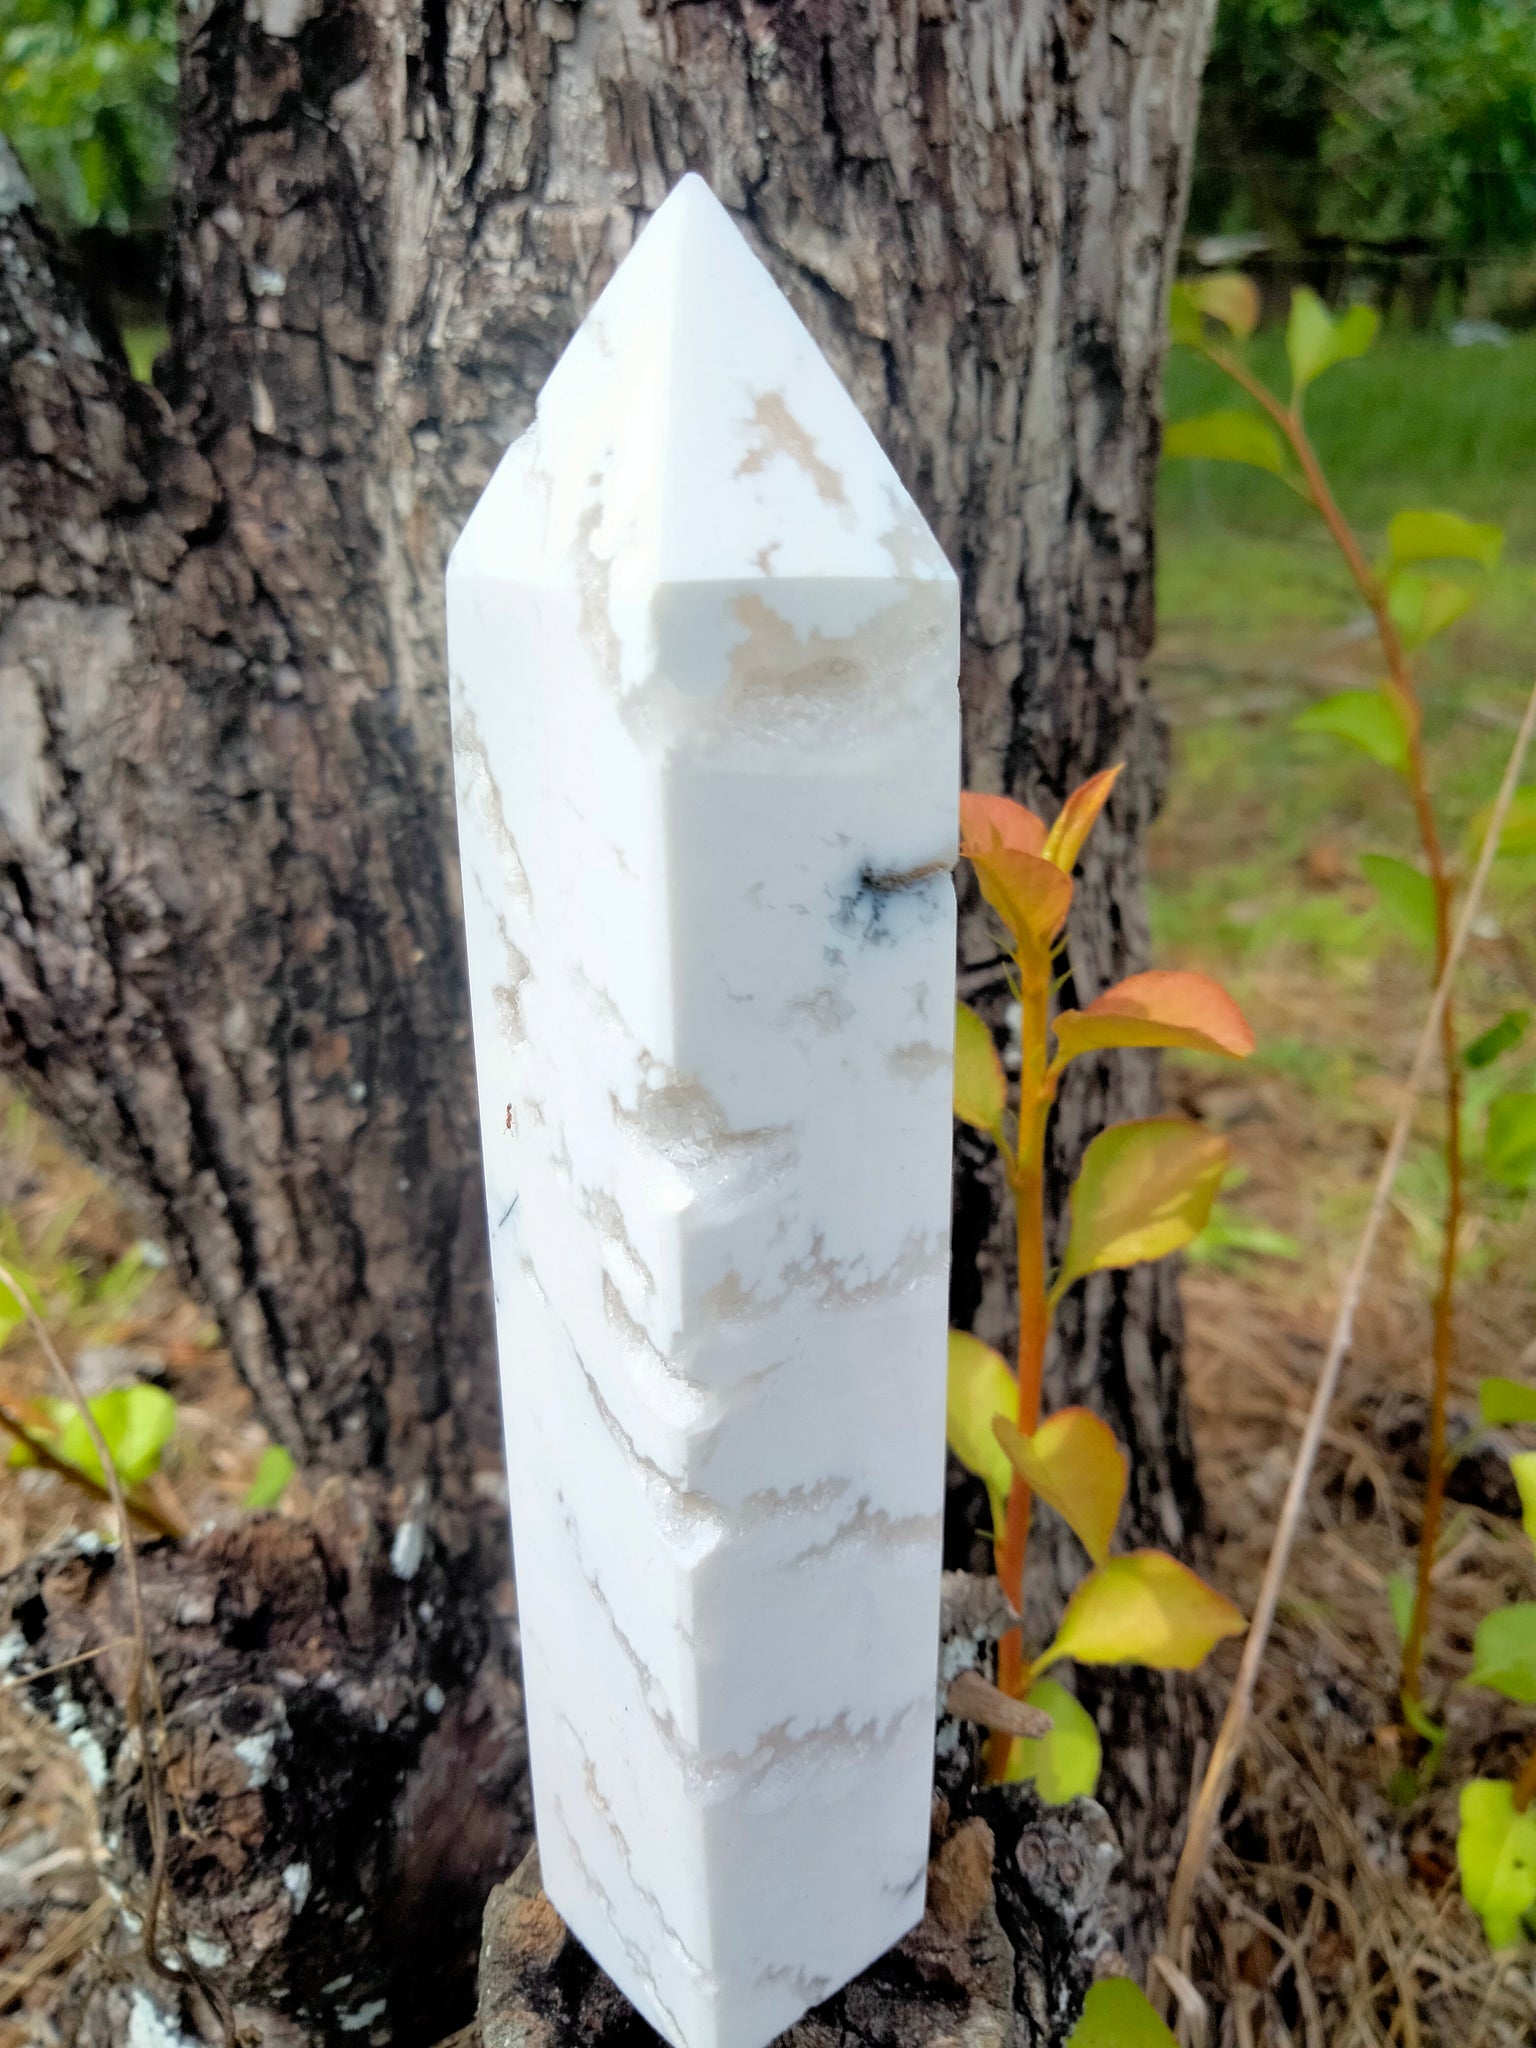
[447,175,960,2048]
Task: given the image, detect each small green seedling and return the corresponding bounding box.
[1166,275,1533,1757]
[7,1381,177,1489]
[948,776,1249,1791]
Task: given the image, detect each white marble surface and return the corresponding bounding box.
[447,175,961,2048]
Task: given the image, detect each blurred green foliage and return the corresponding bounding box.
[1154,325,1536,1278]
[1194,0,1536,267]
[0,0,176,238]
[4,0,1534,299]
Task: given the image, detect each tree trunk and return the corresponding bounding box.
[0,1,1215,2039]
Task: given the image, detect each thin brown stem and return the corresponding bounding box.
[2,1637,135,1688]
[1402,1060,1463,1707]
[1513,1737,1536,1815]
[988,1151,1043,1700]
[1206,341,1463,1717]
[986,970,1054,1779]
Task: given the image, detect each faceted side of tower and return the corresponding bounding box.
[447,176,961,2048]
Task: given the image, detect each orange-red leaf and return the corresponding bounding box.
[1053,970,1255,1064]
[1039,1551,1246,1674]
[1043,766,1123,874]
[994,1408,1127,1565]
[960,792,1048,861]
[972,847,1074,957]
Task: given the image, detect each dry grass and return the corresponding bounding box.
[1183,1254,1536,2045]
[0,1084,285,2045]
[1164,960,1536,2044]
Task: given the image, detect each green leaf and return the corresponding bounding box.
[1293,689,1410,775]
[1482,778,1536,851]
[1466,1012,1530,1070]
[1314,301,1380,382]
[1286,289,1378,396]
[91,1244,155,1315]
[1481,1377,1536,1428]
[1055,1118,1229,1297]
[1168,281,1204,349]
[1513,1455,1536,1548]
[1066,1978,1178,2048]
[1388,571,1477,649]
[946,1332,1016,1538]
[67,1384,176,1489]
[245,1444,296,1511]
[1387,509,1504,575]
[1486,1094,1536,1189]
[0,1264,45,1357]
[954,1002,1007,1135]
[1187,1204,1303,1272]
[1286,287,1334,392]
[1359,853,1438,953]
[10,1384,178,1490]
[1387,1567,1415,1648]
[1163,410,1287,476]
[1402,1689,1446,1757]
[122,324,169,386]
[1002,1678,1102,1805]
[1168,274,1260,347]
[1468,788,1536,862]
[1193,273,1261,340]
[1458,1779,1536,1949]
[1470,1603,1536,1704]
[1039,1550,1245,1675]
[994,1409,1127,1566]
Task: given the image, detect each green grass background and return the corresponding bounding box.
[1153,327,1536,1258]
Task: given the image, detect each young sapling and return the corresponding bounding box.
[947,772,1250,1791]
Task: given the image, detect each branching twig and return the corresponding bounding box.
[0,1264,235,2047]
[1202,336,1466,1717]
[1155,672,1536,2004]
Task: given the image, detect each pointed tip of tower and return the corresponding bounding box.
[452,174,954,596]
[655,170,724,223]
[606,172,762,345]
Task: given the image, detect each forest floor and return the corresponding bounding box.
[2,332,1536,2046]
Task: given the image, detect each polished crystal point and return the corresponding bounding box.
[448,173,960,2048]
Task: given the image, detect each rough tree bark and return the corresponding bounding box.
[0,1,1216,2040]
